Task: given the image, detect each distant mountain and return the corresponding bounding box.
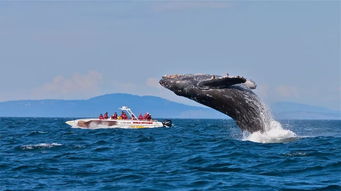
[0,93,225,118]
[0,94,339,119]
[271,102,341,120]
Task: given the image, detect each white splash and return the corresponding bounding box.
[243,120,297,143]
[242,95,297,143]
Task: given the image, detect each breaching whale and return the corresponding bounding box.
[159,74,271,133]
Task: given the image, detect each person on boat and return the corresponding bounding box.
[99,114,104,120]
[104,112,109,119]
[121,111,128,120]
[144,113,152,120]
[111,112,118,119]
[131,114,137,120]
[146,113,152,120]
[138,114,143,120]
[123,113,128,120]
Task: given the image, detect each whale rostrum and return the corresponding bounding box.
[159,74,270,133]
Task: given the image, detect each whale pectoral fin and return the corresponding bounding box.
[198,76,247,89]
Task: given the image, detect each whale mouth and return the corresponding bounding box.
[159,75,185,94]
[159,76,171,89]
[159,74,187,87]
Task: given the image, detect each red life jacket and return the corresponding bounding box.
[138,114,143,120]
[111,113,117,119]
[146,114,152,120]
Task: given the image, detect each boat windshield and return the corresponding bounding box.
[119,106,137,119]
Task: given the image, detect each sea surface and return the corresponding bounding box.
[0,118,340,191]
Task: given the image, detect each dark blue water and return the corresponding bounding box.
[0,118,340,191]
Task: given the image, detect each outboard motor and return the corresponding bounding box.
[162,120,172,127]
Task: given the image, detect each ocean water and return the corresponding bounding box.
[0,118,340,191]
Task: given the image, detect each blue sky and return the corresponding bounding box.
[0,1,340,109]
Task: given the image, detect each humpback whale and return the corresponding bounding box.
[159,74,271,133]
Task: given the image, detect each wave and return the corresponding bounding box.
[28,131,48,136]
[20,143,62,150]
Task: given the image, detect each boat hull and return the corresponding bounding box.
[65,119,165,129]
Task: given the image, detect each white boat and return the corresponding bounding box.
[65,106,172,129]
